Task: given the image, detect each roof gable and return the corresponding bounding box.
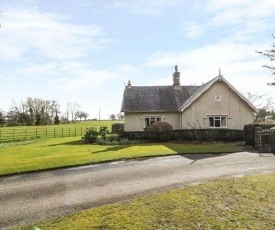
[179,75,258,112]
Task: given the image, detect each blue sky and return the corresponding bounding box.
[0,0,275,119]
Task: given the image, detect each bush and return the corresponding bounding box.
[243,123,275,146]
[144,121,173,142]
[173,129,244,142]
[99,126,109,140]
[112,123,124,134]
[82,127,99,143]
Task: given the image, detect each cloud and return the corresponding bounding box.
[146,40,272,94]
[0,7,110,62]
[182,0,275,41]
[111,0,183,15]
[182,22,204,38]
[55,69,124,91]
[117,64,142,74]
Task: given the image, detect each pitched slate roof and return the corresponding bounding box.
[121,85,200,112]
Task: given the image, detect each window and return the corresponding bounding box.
[144,117,162,127]
[208,116,227,128]
[215,94,222,101]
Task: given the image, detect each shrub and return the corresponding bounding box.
[144,121,173,142]
[172,129,244,142]
[112,123,124,134]
[99,126,109,140]
[243,123,275,146]
[82,127,99,143]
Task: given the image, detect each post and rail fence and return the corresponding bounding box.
[0,127,89,142]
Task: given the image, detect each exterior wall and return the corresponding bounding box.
[124,112,180,131]
[181,81,254,130]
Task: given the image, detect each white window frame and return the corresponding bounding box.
[143,116,162,128]
[208,116,227,128]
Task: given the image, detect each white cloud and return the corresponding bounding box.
[182,0,275,41]
[146,40,272,95]
[56,70,124,91]
[117,64,142,74]
[0,7,109,62]
[182,22,204,38]
[111,0,183,15]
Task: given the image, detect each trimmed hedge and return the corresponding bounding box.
[120,129,244,142]
[119,131,145,140]
[112,123,124,134]
[172,129,244,142]
[144,121,173,142]
[243,123,275,147]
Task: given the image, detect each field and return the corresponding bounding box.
[13,174,275,229]
[0,120,118,142]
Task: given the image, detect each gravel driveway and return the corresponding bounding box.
[1,151,275,229]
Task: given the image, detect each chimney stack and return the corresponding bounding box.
[173,65,180,89]
[126,80,131,88]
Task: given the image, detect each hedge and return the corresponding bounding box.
[120,129,244,142]
[243,123,275,147]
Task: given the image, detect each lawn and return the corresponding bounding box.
[0,137,240,176]
[0,120,119,142]
[13,173,275,230]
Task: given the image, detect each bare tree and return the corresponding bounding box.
[257,34,275,85]
[244,92,275,122]
[67,102,80,123]
[117,112,124,120]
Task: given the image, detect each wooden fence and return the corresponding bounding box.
[0,127,89,142]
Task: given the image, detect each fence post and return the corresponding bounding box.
[54,128,56,138]
[69,128,70,137]
[75,127,76,136]
[13,129,15,141]
[25,129,27,140]
[62,128,63,137]
[36,128,37,139]
[81,127,82,136]
[0,130,1,141]
[46,128,47,139]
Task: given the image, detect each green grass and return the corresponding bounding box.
[13,174,275,230]
[0,137,240,176]
[0,120,120,142]
[0,120,116,130]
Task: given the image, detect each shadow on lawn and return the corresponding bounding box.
[47,140,239,163]
[48,140,84,146]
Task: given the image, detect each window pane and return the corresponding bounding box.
[145,118,150,127]
[157,118,161,122]
[209,117,214,127]
[214,118,221,127]
[221,117,226,127]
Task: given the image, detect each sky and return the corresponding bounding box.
[0,0,275,120]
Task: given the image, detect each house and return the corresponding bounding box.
[121,66,257,131]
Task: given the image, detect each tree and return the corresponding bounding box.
[67,102,80,123]
[257,34,275,85]
[75,111,89,121]
[0,110,6,127]
[7,98,61,126]
[110,114,116,120]
[117,112,124,120]
[244,92,275,122]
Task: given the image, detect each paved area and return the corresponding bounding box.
[1,152,275,229]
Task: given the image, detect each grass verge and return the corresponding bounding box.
[0,137,240,176]
[13,174,275,230]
